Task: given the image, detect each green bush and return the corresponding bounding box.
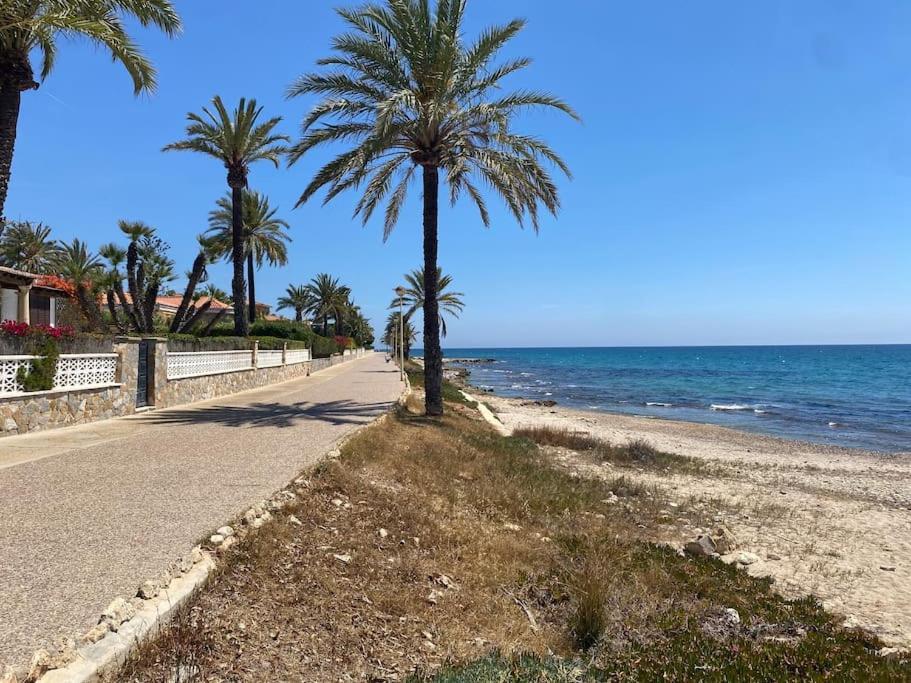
[167,334,309,352]
[310,335,339,358]
[249,320,313,342]
[17,336,59,392]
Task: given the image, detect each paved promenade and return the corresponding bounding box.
[0,354,402,667]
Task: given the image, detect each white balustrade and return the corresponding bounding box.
[167,350,253,380]
[0,353,118,396]
[257,349,284,368]
[285,348,311,365]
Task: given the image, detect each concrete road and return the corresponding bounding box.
[0,354,402,667]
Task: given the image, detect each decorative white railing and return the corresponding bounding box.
[167,350,253,380]
[257,349,284,368]
[0,353,118,396]
[285,348,311,365]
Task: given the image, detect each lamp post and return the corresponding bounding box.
[395,286,406,382]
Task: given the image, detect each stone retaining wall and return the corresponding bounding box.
[0,342,371,438]
[0,340,139,438]
[0,385,132,437]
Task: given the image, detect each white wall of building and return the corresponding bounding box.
[1,289,17,322]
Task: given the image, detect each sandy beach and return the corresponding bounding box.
[479,391,911,650]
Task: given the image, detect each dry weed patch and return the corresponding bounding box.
[118,400,909,682]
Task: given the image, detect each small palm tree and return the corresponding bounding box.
[277,284,312,322]
[207,190,291,323]
[54,239,105,330]
[288,0,577,414]
[163,96,288,335]
[0,1,181,217]
[392,267,464,337]
[199,283,231,305]
[304,273,351,335]
[0,221,59,272]
[384,311,416,359]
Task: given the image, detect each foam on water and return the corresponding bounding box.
[438,345,911,453]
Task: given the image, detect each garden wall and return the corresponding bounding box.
[0,341,370,438]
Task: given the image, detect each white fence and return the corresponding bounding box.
[257,349,284,368]
[0,353,119,396]
[166,346,315,380]
[285,348,311,365]
[167,350,254,380]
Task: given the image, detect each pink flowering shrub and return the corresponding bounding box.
[0,321,76,340]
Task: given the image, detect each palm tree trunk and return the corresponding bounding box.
[230,184,248,336]
[125,241,147,331]
[247,251,256,324]
[0,82,21,219]
[200,307,227,336]
[106,290,126,333]
[170,251,206,332]
[295,308,302,322]
[422,165,443,416]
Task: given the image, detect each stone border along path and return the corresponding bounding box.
[0,353,403,682]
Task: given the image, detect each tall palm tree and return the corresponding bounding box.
[207,190,291,323]
[303,273,350,335]
[0,220,59,272]
[163,96,288,336]
[54,239,105,330]
[288,0,577,415]
[392,267,464,337]
[277,284,311,322]
[0,1,181,217]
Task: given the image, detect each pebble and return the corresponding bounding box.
[735,552,760,566]
[216,526,235,538]
[209,534,225,545]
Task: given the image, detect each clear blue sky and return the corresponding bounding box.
[6,1,911,347]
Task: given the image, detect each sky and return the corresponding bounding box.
[6,0,911,347]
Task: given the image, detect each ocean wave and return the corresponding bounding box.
[646,401,672,407]
[828,421,841,427]
[753,409,768,414]
[710,403,752,411]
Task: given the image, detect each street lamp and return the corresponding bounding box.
[395,286,406,382]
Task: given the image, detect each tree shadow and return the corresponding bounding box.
[141,398,393,430]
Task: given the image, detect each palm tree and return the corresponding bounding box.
[384,311,416,359]
[207,190,291,323]
[303,273,350,335]
[169,235,219,333]
[98,242,140,331]
[163,96,288,335]
[277,284,312,322]
[0,1,181,217]
[288,0,577,415]
[54,239,105,330]
[392,267,464,337]
[0,220,59,272]
[198,283,231,305]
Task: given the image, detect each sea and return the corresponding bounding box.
[435,345,911,454]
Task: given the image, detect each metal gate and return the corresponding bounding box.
[136,340,152,408]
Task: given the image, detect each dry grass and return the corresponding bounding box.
[513,425,706,475]
[118,396,910,682]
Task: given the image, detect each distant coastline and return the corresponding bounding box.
[431,345,911,454]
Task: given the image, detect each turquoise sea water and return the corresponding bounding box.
[438,346,911,453]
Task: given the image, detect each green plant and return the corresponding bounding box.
[207,190,291,324]
[0,1,181,217]
[163,96,289,336]
[16,335,59,392]
[288,0,577,416]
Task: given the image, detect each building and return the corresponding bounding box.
[0,266,67,326]
[109,293,234,323]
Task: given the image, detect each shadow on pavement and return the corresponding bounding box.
[141,399,393,429]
